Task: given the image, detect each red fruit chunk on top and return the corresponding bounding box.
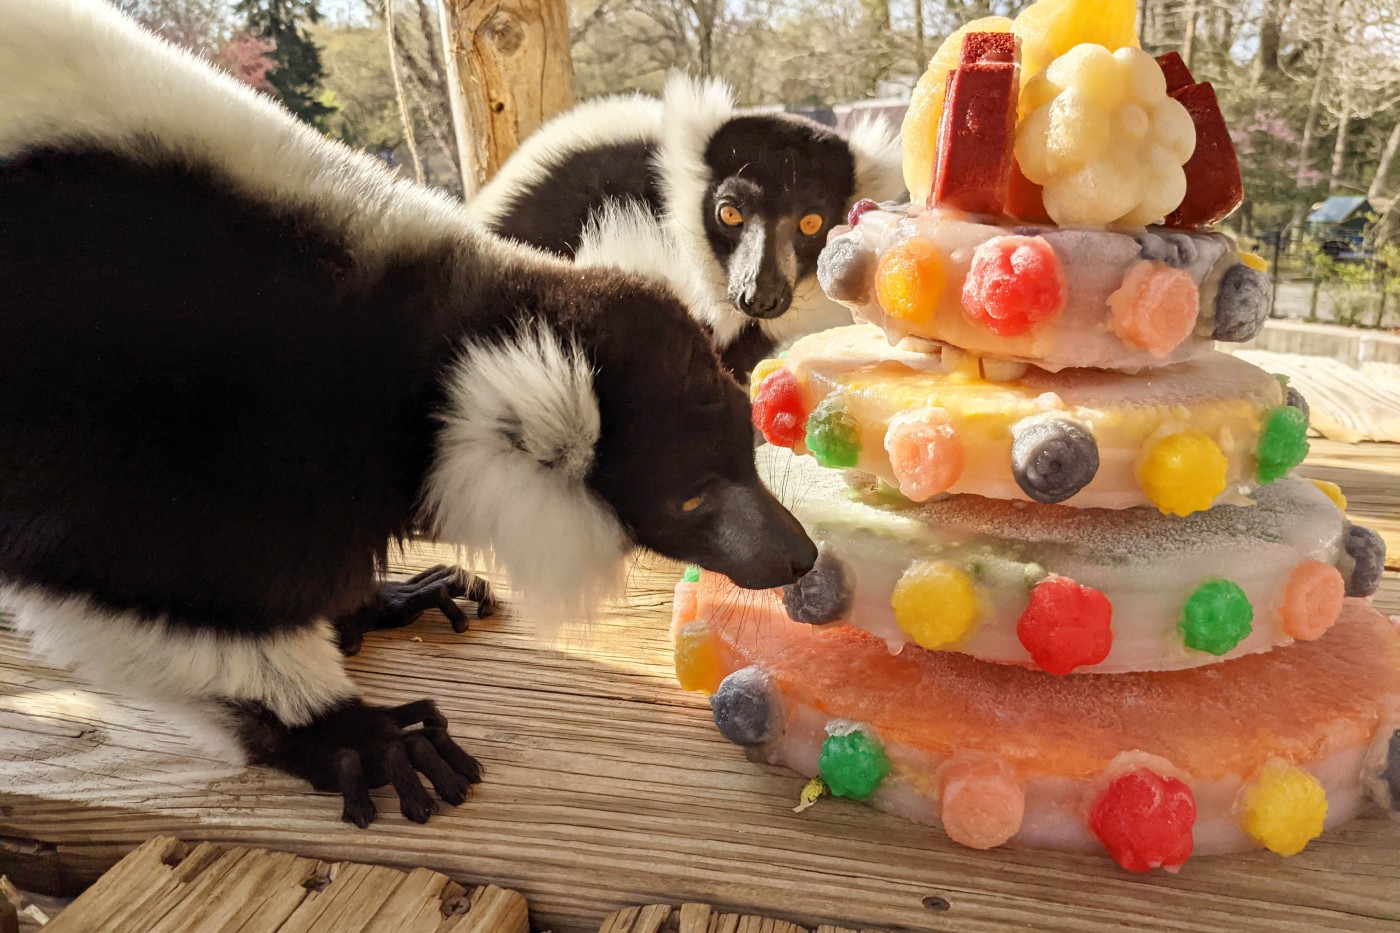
[931,35,1019,216]
[961,235,1066,337]
[751,369,806,448]
[1089,769,1197,873]
[1156,50,1195,94]
[1006,160,1051,224]
[960,30,1016,65]
[1156,55,1243,229]
[1016,575,1113,675]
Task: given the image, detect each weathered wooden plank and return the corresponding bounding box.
[2,443,1398,933]
[38,838,527,933]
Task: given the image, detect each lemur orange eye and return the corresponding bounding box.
[800,213,824,236]
[719,204,744,227]
[681,496,704,513]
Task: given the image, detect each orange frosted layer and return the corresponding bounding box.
[703,591,1400,781]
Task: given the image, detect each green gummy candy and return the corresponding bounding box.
[1256,406,1309,484]
[1179,578,1253,655]
[818,729,890,800]
[681,564,701,583]
[805,397,861,468]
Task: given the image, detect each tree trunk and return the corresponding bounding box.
[385,0,424,184]
[913,0,925,71]
[1328,106,1352,194]
[438,0,575,197]
[1181,2,1197,71]
[1367,121,1400,205]
[1251,0,1285,85]
[1290,1,1345,237]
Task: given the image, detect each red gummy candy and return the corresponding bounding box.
[931,34,1019,216]
[961,236,1066,337]
[1089,769,1197,873]
[1016,575,1113,675]
[751,369,806,448]
[1156,54,1243,229]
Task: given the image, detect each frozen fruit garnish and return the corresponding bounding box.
[884,408,965,502]
[939,755,1025,850]
[805,396,862,468]
[1212,263,1272,342]
[1012,0,1141,84]
[931,34,1019,214]
[1137,429,1227,517]
[1108,260,1200,357]
[1343,522,1386,598]
[711,667,780,747]
[1179,578,1253,655]
[674,620,725,695]
[961,235,1066,337]
[846,198,880,227]
[901,17,1014,204]
[1089,769,1196,873]
[819,727,891,800]
[1017,575,1114,675]
[891,560,980,649]
[1010,416,1099,504]
[875,237,947,326]
[782,543,854,625]
[751,369,806,449]
[1015,44,1196,227]
[1256,405,1309,484]
[817,235,875,305]
[1157,54,1244,229]
[1241,760,1327,856]
[1278,560,1344,642]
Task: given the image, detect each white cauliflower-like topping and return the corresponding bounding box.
[1015,44,1196,227]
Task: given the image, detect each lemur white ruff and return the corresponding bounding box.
[469,76,905,379]
[0,0,815,827]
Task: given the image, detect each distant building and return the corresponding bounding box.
[1307,195,1374,260]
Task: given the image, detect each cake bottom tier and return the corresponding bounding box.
[674,596,1400,871]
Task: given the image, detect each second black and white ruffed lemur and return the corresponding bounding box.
[0,0,816,827]
[468,75,906,380]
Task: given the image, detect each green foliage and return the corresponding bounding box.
[236,0,336,127]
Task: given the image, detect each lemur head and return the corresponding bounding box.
[659,75,904,343]
[425,251,816,623]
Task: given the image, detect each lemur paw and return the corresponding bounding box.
[284,699,482,827]
[334,565,494,656]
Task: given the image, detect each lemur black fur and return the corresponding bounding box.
[469,76,905,381]
[0,0,815,827]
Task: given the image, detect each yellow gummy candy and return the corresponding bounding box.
[1137,430,1228,517]
[1310,479,1348,513]
[674,621,726,696]
[1241,760,1328,856]
[750,358,784,399]
[1013,0,1140,83]
[891,560,980,649]
[875,238,946,326]
[900,16,1013,203]
[1240,252,1270,273]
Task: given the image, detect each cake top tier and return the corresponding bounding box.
[900,0,1242,230]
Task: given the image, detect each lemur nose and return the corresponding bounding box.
[738,284,793,320]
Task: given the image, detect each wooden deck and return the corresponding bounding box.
[2,439,1397,932]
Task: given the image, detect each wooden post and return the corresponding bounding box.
[437,0,574,198]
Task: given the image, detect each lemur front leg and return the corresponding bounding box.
[333,565,495,656]
[232,696,482,827]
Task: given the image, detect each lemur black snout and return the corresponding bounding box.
[706,481,817,590]
[737,280,793,319]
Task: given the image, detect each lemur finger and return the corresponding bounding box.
[469,578,497,620]
[421,726,484,785]
[400,564,460,588]
[335,749,375,828]
[383,741,435,823]
[437,590,471,633]
[388,699,446,730]
[334,620,365,657]
[404,732,471,806]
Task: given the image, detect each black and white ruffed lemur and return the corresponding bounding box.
[0,0,816,826]
[467,76,906,381]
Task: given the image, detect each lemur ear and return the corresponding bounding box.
[844,115,906,204]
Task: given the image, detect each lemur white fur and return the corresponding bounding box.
[469,73,906,353]
[1,0,630,687]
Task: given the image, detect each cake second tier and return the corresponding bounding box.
[752,324,1310,515]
